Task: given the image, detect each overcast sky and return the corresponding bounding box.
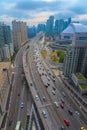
[0,0,87,26]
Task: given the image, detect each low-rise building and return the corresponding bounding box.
[61,23,87,77]
[71,73,87,94]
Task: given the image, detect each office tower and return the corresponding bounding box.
[46,16,54,36]
[68,17,71,25]
[0,23,13,61]
[54,18,72,35]
[55,19,65,35]
[55,20,59,35]
[27,26,36,38]
[0,23,12,47]
[0,26,5,47]
[61,23,87,77]
[37,24,45,33]
[12,20,28,50]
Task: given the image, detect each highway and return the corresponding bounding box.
[27,46,62,129]
[25,33,87,130]
[5,33,87,130]
[6,45,28,130]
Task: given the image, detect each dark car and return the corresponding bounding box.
[8,120,12,126]
[18,93,20,96]
[61,98,65,103]
[68,110,73,115]
[53,87,56,91]
[61,126,65,130]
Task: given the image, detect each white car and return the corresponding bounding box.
[54,102,59,108]
[52,90,56,95]
[75,111,80,116]
[20,102,24,109]
[35,95,39,101]
[42,110,47,118]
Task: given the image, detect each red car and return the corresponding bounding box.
[60,103,64,108]
[64,118,70,126]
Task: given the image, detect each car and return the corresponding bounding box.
[61,126,65,130]
[42,73,44,75]
[60,103,64,108]
[61,98,65,103]
[30,83,32,86]
[68,110,73,115]
[54,102,59,108]
[75,111,80,116]
[42,110,47,118]
[80,127,86,130]
[52,76,55,82]
[18,93,20,96]
[43,97,46,102]
[47,83,50,86]
[52,87,56,91]
[62,92,66,97]
[47,77,50,81]
[52,90,56,95]
[35,95,39,101]
[64,118,70,126]
[8,120,12,126]
[20,102,24,109]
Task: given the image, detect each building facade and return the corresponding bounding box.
[12,20,28,50]
[61,23,87,77]
[55,17,71,35]
[27,26,36,38]
[37,24,45,33]
[46,16,54,36]
[0,23,13,61]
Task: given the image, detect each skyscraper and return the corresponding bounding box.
[0,23,13,61]
[27,26,36,38]
[37,24,45,33]
[55,18,71,35]
[61,23,87,77]
[12,20,28,50]
[68,17,71,25]
[46,16,54,36]
[0,23,12,47]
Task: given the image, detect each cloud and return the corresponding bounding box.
[73,14,87,21]
[0,0,87,26]
[55,10,76,20]
[2,2,16,10]
[15,1,62,11]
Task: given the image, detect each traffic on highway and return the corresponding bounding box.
[26,33,87,130]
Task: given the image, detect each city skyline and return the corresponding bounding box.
[0,0,87,26]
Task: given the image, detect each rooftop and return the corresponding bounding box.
[0,62,10,86]
[75,73,86,80]
[80,84,87,90]
[62,23,87,34]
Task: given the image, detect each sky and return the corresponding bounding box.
[0,0,87,26]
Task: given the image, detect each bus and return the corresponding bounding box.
[15,121,21,130]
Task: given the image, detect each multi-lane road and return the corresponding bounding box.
[25,33,87,130]
[6,45,29,130]
[5,33,87,130]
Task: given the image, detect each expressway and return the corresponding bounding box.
[6,45,29,130]
[25,34,87,130]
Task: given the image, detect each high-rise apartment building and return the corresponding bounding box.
[12,20,28,50]
[61,23,87,77]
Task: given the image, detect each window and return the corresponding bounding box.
[79,37,87,40]
[64,36,70,39]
